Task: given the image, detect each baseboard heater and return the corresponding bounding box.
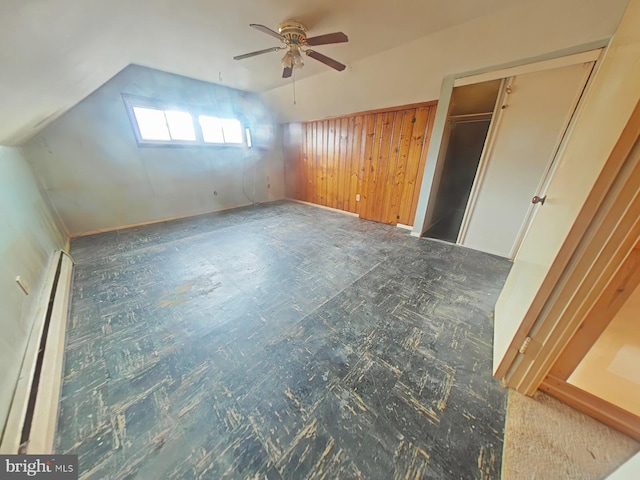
[0,250,74,454]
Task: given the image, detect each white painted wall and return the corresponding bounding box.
[261,0,626,125]
[0,146,66,438]
[24,65,285,236]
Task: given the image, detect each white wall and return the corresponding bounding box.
[0,146,66,438]
[25,65,285,236]
[607,452,640,479]
[262,0,625,122]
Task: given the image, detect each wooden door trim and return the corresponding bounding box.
[495,98,640,386]
[550,242,640,379]
[541,374,640,441]
[301,101,438,124]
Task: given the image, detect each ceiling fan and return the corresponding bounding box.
[234,21,349,78]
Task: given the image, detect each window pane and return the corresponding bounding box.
[199,115,224,143]
[221,118,243,143]
[133,107,170,141]
[165,110,196,141]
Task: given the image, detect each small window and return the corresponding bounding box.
[133,107,171,141]
[132,107,196,142]
[164,110,196,141]
[199,115,224,143]
[124,94,246,147]
[199,115,243,144]
[221,118,243,144]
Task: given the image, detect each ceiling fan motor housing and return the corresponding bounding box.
[278,21,308,46]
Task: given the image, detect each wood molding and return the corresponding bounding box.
[301,101,438,125]
[541,375,640,441]
[286,198,359,217]
[550,242,640,379]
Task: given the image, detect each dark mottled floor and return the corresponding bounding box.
[56,200,512,479]
[423,208,466,244]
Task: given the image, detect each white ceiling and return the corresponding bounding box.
[0,0,539,145]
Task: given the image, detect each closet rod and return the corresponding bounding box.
[448,112,493,120]
[449,117,493,124]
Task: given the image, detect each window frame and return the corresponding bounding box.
[122,94,248,149]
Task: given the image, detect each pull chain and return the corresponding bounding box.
[292,68,297,105]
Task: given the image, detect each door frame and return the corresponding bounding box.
[412,46,605,238]
[422,50,601,258]
[540,239,640,441]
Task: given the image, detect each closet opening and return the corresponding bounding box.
[423,79,501,243]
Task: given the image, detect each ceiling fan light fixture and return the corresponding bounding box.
[237,21,348,75]
[292,49,304,70]
[282,48,304,70]
[281,51,293,69]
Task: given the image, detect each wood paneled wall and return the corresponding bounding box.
[283,102,437,226]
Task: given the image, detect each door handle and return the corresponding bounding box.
[532,195,546,206]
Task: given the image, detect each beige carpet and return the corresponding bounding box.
[502,390,640,480]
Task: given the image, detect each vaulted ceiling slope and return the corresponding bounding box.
[0,0,627,146]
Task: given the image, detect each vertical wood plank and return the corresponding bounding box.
[306,123,314,203]
[337,118,348,211]
[322,120,329,206]
[409,105,437,224]
[300,124,308,201]
[380,111,405,225]
[348,116,363,215]
[392,109,417,225]
[344,117,357,212]
[360,114,382,219]
[307,123,313,203]
[326,119,336,208]
[334,119,342,210]
[370,112,394,223]
[287,102,436,223]
[333,118,341,209]
[311,122,317,204]
[398,106,432,225]
[355,116,367,216]
[317,121,325,205]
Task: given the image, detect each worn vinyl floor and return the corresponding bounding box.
[56,200,512,479]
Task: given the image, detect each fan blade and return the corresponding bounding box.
[305,50,346,71]
[282,66,293,79]
[234,46,282,60]
[306,32,348,46]
[250,24,286,42]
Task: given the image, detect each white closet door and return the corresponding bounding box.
[461,62,593,258]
